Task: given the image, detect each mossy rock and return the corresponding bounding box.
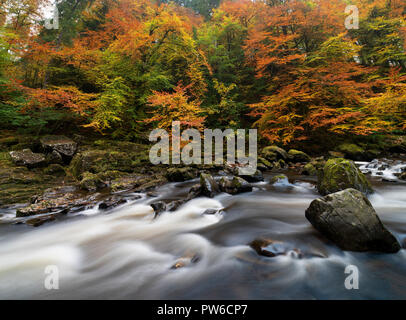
[262,146,288,160]
[166,167,197,182]
[70,150,134,179]
[317,158,373,196]
[337,143,368,161]
[306,188,400,253]
[219,176,252,194]
[97,170,123,182]
[288,149,311,163]
[0,136,19,151]
[328,151,345,159]
[258,157,273,169]
[44,164,66,176]
[79,172,106,192]
[383,135,406,153]
[302,163,317,176]
[270,174,289,185]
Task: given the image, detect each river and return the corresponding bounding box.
[0,160,405,299]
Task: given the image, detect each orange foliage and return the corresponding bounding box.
[146,84,206,130]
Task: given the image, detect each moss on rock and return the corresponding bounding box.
[317,158,373,196]
[288,149,311,163]
[70,150,134,179]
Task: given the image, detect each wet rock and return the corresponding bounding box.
[288,149,311,163]
[99,197,127,210]
[239,169,264,183]
[399,172,406,181]
[17,202,69,217]
[166,167,197,182]
[166,200,186,212]
[317,158,373,196]
[249,239,281,257]
[40,135,77,159]
[202,208,223,215]
[16,187,100,217]
[187,184,202,200]
[25,214,56,227]
[219,176,252,195]
[270,174,289,185]
[305,188,401,253]
[171,254,200,269]
[151,201,167,216]
[9,149,46,169]
[200,173,220,198]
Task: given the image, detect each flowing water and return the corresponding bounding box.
[0,161,405,300]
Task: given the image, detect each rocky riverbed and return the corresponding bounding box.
[0,133,406,299]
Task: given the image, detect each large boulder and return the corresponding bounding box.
[288,149,311,163]
[305,188,401,253]
[200,173,220,198]
[219,176,252,195]
[317,158,373,196]
[40,135,77,161]
[9,149,46,169]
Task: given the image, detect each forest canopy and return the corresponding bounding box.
[0,0,405,147]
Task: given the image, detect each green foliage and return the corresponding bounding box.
[87,77,131,131]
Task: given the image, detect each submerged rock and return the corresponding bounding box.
[317,158,373,196]
[305,188,400,253]
[202,208,223,215]
[99,197,127,210]
[151,201,167,216]
[166,200,186,212]
[187,184,202,200]
[249,239,303,258]
[25,214,56,227]
[249,239,278,257]
[171,254,200,269]
[200,173,220,198]
[219,176,252,195]
[9,149,46,169]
